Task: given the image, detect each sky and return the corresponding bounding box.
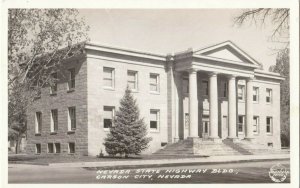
[79,9,285,70]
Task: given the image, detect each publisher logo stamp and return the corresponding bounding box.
[269,163,289,183]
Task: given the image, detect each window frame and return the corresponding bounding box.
[47,143,54,154]
[127,70,138,91]
[103,67,115,89]
[50,109,58,133]
[54,143,61,154]
[266,116,273,135]
[202,80,209,96]
[35,143,41,154]
[68,142,75,154]
[221,80,228,98]
[253,87,259,103]
[68,107,76,131]
[50,72,58,94]
[150,109,160,132]
[68,68,75,91]
[149,73,160,93]
[103,106,115,131]
[238,85,245,101]
[238,115,245,134]
[182,77,189,94]
[266,88,272,104]
[35,112,42,134]
[253,116,259,135]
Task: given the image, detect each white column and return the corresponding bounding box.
[245,77,254,139]
[188,69,198,138]
[228,75,237,139]
[209,72,219,139]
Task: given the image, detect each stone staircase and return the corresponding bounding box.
[154,138,241,156]
[153,138,290,156]
[228,140,290,155]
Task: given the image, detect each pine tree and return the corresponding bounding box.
[103,87,152,157]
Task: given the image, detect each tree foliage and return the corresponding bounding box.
[8,9,89,152]
[234,9,289,53]
[269,49,290,147]
[104,87,152,157]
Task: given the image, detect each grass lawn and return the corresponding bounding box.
[8,154,207,165]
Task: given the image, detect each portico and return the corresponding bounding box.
[173,41,262,142]
[186,69,255,141]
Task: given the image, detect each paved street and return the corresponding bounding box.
[8,159,290,183]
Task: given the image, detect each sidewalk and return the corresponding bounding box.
[44,154,290,168]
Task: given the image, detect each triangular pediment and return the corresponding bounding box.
[195,41,262,67]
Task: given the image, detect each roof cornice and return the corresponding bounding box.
[85,42,166,61]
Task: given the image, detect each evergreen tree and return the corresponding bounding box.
[103,87,152,157]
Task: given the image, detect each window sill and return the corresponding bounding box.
[67,89,75,93]
[266,102,272,105]
[238,100,245,103]
[35,133,41,136]
[266,133,273,136]
[149,91,160,95]
[103,87,115,91]
[50,93,57,96]
[253,101,259,104]
[67,130,75,134]
[149,129,160,133]
[50,132,57,135]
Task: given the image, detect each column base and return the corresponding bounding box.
[226,137,240,143]
[208,137,222,143]
[244,137,255,142]
[173,137,180,143]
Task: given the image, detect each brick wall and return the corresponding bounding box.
[26,55,89,155]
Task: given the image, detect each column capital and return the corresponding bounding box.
[246,76,255,81]
[208,72,218,77]
[187,69,197,74]
[226,74,237,80]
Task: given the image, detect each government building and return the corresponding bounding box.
[26,41,284,156]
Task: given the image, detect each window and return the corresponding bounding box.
[68,68,75,90]
[127,71,138,90]
[50,109,58,133]
[50,72,58,94]
[202,80,209,96]
[238,115,244,133]
[185,113,189,128]
[35,112,42,134]
[150,110,159,131]
[266,117,273,134]
[238,85,245,101]
[48,143,54,153]
[150,73,159,92]
[68,142,75,154]
[203,121,209,133]
[253,87,259,102]
[103,106,115,130]
[182,78,189,94]
[266,89,272,103]
[103,67,115,88]
[68,107,76,131]
[222,81,228,98]
[253,116,259,134]
[54,143,61,153]
[35,144,41,154]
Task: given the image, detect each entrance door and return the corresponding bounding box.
[202,116,209,139]
[222,116,228,138]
